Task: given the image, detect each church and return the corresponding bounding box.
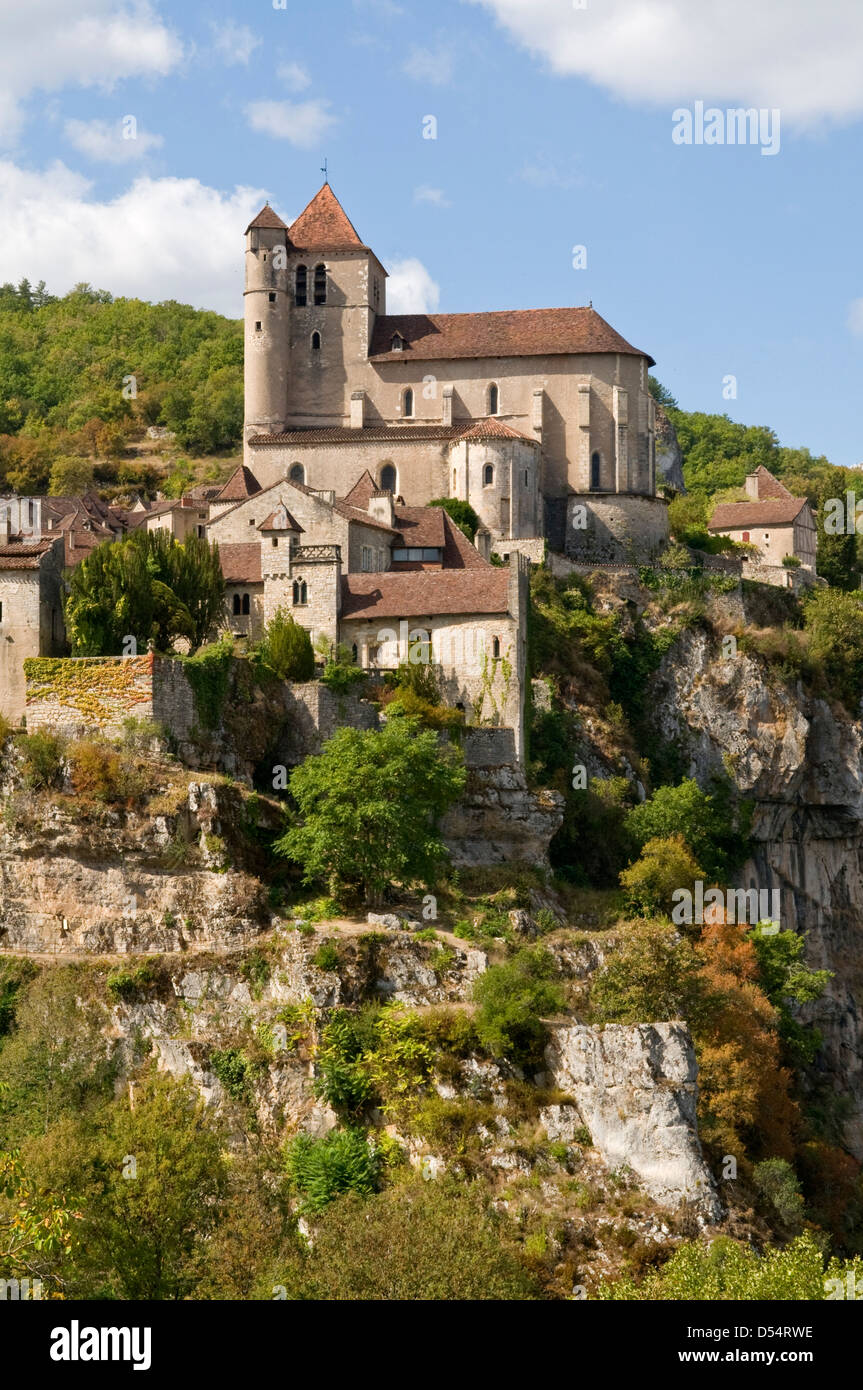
[241,182,669,565]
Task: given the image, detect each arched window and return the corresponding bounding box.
[403,388,414,418]
[289,462,305,485]
[380,463,397,493]
[391,333,404,352]
[492,636,501,660]
[351,643,359,663]
[590,451,601,490]
[313,263,327,305]
[311,331,321,351]
[483,463,494,486]
[232,593,241,615]
[292,579,307,606]
[488,383,499,415]
[452,468,457,491]
[295,265,307,307]
[242,593,250,616]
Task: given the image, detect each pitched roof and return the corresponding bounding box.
[214,465,262,503]
[708,498,808,530]
[250,424,464,446]
[288,184,368,253]
[748,465,793,500]
[342,470,378,508]
[218,543,263,584]
[368,307,654,365]
[392,506,446,549]
[341,568,509,620]
[333,500,398,534]
[258,505,304,532]
[0,538,56,570]
[458,419,535,443]
[245,204,289,235]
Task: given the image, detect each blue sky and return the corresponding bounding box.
[2,0,863,465]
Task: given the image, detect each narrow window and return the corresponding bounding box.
[380,463,397,493]
[489,384,499,415]
[311,331,321,351]
[290,462,305,484]
[268,292,276,303]
[0,601,3,621]
[232,594,241,615]
[314,263,327,305]
[452,468,457,491]
[255,321,262,331]
[362,546,371,572]
[403,388,414,418]
[524,470,529,488]
[271,536,278,547]
[295,265,307,306]
[391,334,404,352]
[242,593,250,615]
[492,636,501,659]
[293,579,307,606]
[590,451,601,490]
[352,644,359,662]
[483,464,494,486]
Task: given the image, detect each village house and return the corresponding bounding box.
[707,465,817,586]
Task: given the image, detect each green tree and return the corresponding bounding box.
[749,927,833,1065]
[275,718,466,904]
[590,921,702,1025]
[804,587,863,711]
[255,607,314,681]
[48,455,95,496]
[624,777,750,883]
[472,946,564,1063]
[427,497,481,542]
[619,834,704,917]
[64,529,224,655]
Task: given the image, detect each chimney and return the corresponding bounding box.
[745,473,760,500]
[350,390,365,430]
[368,490,395,528]
[442,384,454,427]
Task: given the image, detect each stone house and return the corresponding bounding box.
[0,534,66,721]
[707,465,817,584]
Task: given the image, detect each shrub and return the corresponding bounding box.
[753,1158,805,1229]
[209,1048,251,1101]
[312,941,341,973]
[804,587,863,711]
[284,1128,381,1213]
[619,834,704,917]
[18,730,66,790]
[426,498,480,542]
[591,922,701,1025]
[256,607,314,682]
[472,946,565,1064]
[318,644,367,694]
[68,740,146,804]
[624,777,751,882]
[106,959,160,1001]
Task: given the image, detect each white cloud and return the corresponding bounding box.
[277,61,311,92]
[386,258,440,314]
[413,185,450,207]
[0,159,268,315]
[245,99,337,148]
[847,299,863,336]
[466,0,863,127]
[0,0,183,143]
[210,19,261,66]
[64,117,163,163]
[403,43,456,86]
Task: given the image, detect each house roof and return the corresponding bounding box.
[0,538,56,570]
[245,204,289,235]
[392,506,446,549]
[342,470,378,509]
[250,424,465,446]
[341,568,510,620]
[748,464,793,500]
[708,497,808,530]
[288,184,370,254]
[368,307,654,365]
[218,543,263,584]
[214,464,262,503]
[258,505,304,532]
[458,418,536,443]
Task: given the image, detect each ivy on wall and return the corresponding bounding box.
[23,656,152,723]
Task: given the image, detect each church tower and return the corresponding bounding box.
[244,205,291,457]
[282,183,387,428]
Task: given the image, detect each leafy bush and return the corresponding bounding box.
[68,740,146,803]
[624,777,751,882]
[312,941,340,972]
[18,730,67,790]
[590,922,701,1025]
[426,498,480,541]
[472,946,565,1063]
[284,1129,381,1213]
[804,588,863,712]
[180,637,234,728]
[753,1158,805,1229]
[619,834,704,917]
[106,959,160,1001]
[599,1232,862,1300]
[209,1048,251,1101]
[318,643,367,693]
[255,607,314,682]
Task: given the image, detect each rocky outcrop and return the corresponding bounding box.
[655,404,685,493]
[651,626,863,1157]
[442,764,565,866]
[545,1021,721,1219]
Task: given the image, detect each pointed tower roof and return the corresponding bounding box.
[341,470,378,509]
[214,464,263,503]
[288,184,368,252]
[245,203,289,235]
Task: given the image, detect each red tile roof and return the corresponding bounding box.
[342,470,378,508]
[245,204,289,234]
[458,419,535,443]
[748,465,793,500]
[250,424,464,446]
[392,506,446,549]
[341,568,509,620]
[218,543,263,584]
[258,505,304,532]
[288,184,369,253]
[368,307,654,365]
[0,538,56,570]
[708,498,808,530]
[214,465,263,503]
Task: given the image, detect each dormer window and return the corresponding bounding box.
[314,263,327,305]
[295,265,307,306]
[403,388,414,418]
[391,333,405,352]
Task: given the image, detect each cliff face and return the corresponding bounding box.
[651,628,863,1157]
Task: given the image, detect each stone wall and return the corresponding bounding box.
[24,655,157,735]
[565,492,670,565]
